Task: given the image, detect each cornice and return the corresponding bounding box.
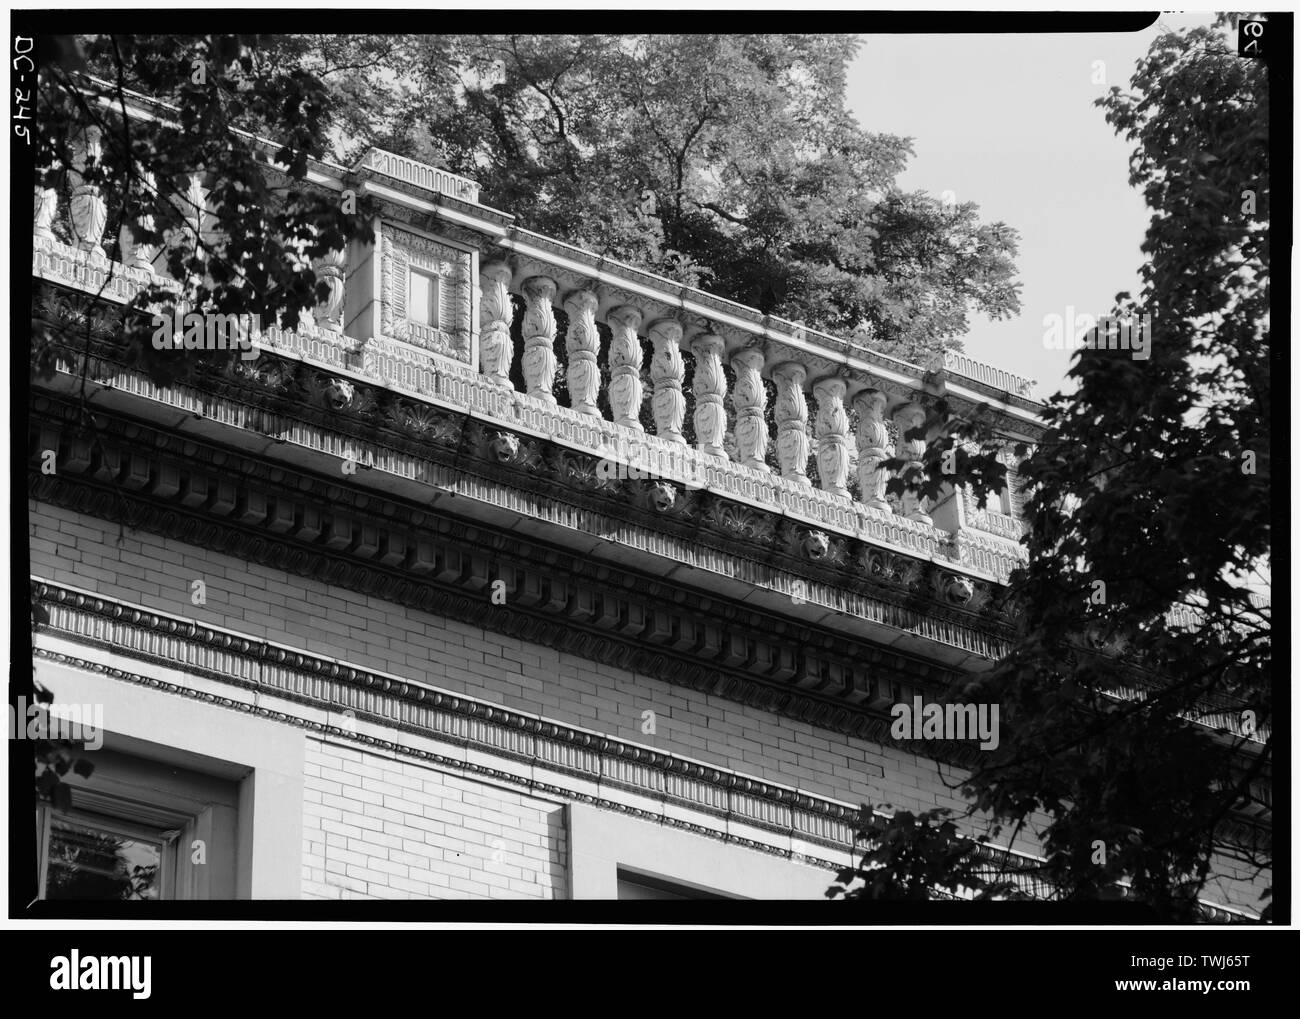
[29,596,1260,919]
[31,396,1005,758]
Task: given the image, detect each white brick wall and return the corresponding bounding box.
[301,739,566,900]
[29,500,1272,912]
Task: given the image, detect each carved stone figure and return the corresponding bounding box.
[564,289,602,416]
[772,362,810,483]
[122,170,161,272]
[323,379,355,411]
[691,333,727,458]
[853,388,892,513]
[69,126,107,256]
[812,377,850,498]
[801,529,830,560]
[648,319,686,444]
[314,249,346,331]
[34,186,57,243]
[730,347,768,470]
[478,260,515,386]
[487,431,520,464]
[606,306,645,430]
[648,481,677,513]
[520,276,558,403]
[893,403,932,525]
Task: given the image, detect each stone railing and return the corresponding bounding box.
[930,349,1037,399]
[31,98,1040,589]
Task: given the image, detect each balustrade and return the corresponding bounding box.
[32,115,1039,553]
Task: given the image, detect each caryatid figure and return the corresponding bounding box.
[478,260,515,386]
[520,276,559,403]
[813,377,851,498]
[564,288,602,416]
[606,306,645,430]
[772,362,810,484]
[691,333,728,458]
[853,388,892,512]
[648,319,686,444]
[69,126,107,257]
[730,347,768,470]
[893,402,933,525]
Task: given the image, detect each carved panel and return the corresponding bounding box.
[380,222,473,363]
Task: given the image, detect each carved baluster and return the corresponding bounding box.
[564,289,602,417]
[478,260,515,386]
[730,347,768,470]
[893,402,933,525]
[813,377,851,498]
[313,249,346,331]
[691,333,728,458]
[648,319,686,444]
[772,362,810,484]
[607,306,644,430]
[520,276,558,403]
[853,388,892,513]
[34,185,58,243]
[68,126,107,257]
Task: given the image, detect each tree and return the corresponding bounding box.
[833,17,1271,920]
[33,34,377,388]
[253,33,1022,364]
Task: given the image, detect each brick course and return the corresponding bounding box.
[30,499,1270,911]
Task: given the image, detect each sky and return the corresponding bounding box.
[845,12,1220,400]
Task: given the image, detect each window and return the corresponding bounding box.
[38,802,177,900]
[616,867,730,900]
[408,268,440,329]
[35,747,240,900]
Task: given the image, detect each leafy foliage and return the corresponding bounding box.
[249,33,1022,364]
[837,17,1271,920]
[828,805,1026,901]
[35,34,376,387]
